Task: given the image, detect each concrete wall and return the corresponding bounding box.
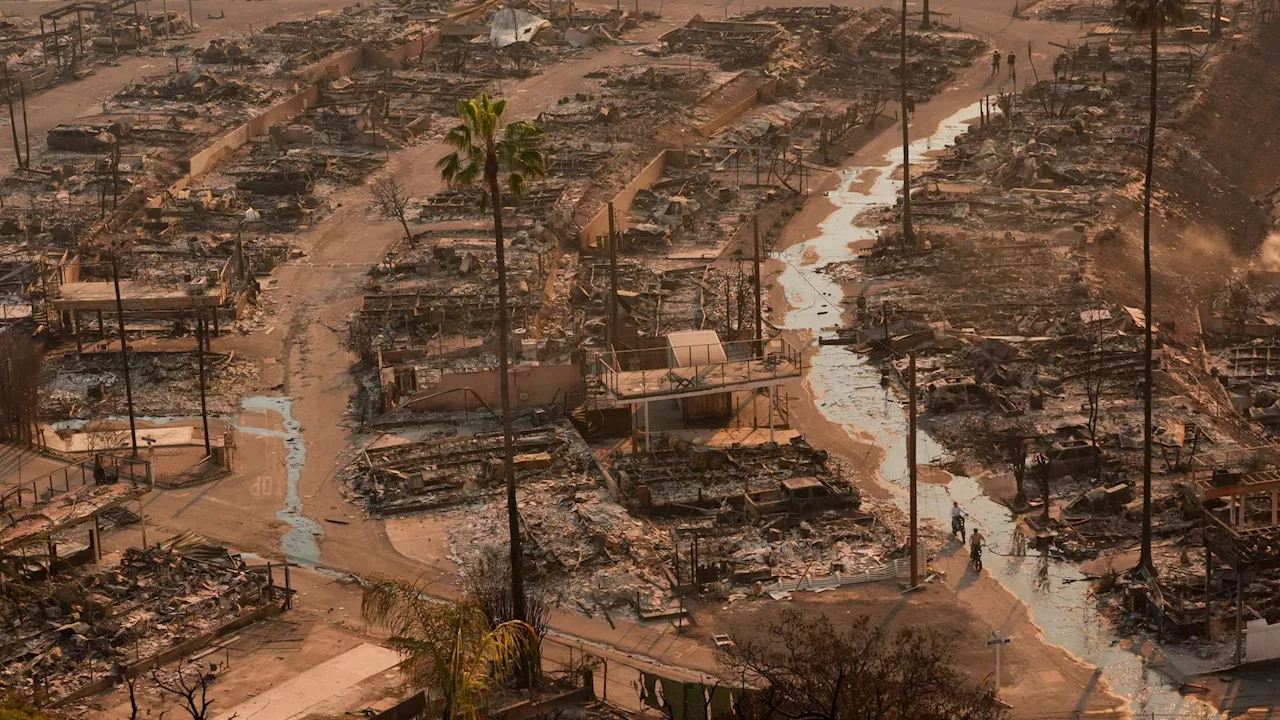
[185,84,320,177]
[577,150,671,251]
[405,362,583,412]
[696,77,779,137]
[185,26,440,178]
[294,46,364,83]
[364,28,441,68]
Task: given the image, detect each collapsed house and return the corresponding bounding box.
[0,453,287,704]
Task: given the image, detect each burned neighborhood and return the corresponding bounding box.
[1,0,1280,717]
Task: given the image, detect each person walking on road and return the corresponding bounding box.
[992,50,1001,75]
[950,501,968,542]
[1008,51,1017,81]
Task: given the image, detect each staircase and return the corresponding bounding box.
[567,377,614,440]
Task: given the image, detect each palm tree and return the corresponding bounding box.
[362,577,538,720]
[899,0,914,248]
[1115,0,1184,574]
[437,94,546,622]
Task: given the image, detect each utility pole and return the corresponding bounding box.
[111,142,120,210]
[753,215,762,357]
[2,63,20,168]
[195,309,211,456]
[111,250,139,456]
[899,0,914,248]
[607,202,619,353]
[18,77,29,169]
[921,0,931,28]
[988,632,1011,689]
[908,351,919,587]
[188,0,194,32]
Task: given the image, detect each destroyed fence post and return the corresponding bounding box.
[196,307,211,456]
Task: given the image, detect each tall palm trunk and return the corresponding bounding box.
[900,0,913,248]
[487,151,527,623]
[1139,12,1157,574]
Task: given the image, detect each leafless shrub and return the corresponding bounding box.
[371,176,415,247]
[150,660,228,720]
[719,609,1007,720]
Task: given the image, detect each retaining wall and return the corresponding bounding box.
[405,361,583,412]
[184,84,320,177]
[577,150,671,251]
[696,77,778,137]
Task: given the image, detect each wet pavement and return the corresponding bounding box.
[775,102,1220,719]
[240,395,324,568]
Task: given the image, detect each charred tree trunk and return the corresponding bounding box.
[487,151,526,624]
[1139,9,1158,575]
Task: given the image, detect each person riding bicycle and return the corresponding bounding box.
[970,529,986,568]
[950,501,968,542]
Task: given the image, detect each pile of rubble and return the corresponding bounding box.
[0,539,272,703]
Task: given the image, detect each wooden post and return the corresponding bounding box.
[908,351,919,587]
[18,76,29,169]
[196,310,211,455]
[768,384,775,443]
[1204,539,1212,639]
[72,310,82,353]
[607,202,618,353]
[643,402,651,453]
[1236,572,1245,666]
[139,497,147,548]
[753,215,762,357]
[92,515,102,565]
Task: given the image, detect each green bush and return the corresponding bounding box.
[0,698,50,720]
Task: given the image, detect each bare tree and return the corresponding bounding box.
[1081,320,1112,482]
[150,660,229,720]
[719,609,1007,720]
[122,673,141,720]
[371,176,415,247]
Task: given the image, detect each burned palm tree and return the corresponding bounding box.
[1113,0,1185,575]
[436,94,546,622]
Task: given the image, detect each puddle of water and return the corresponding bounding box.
[776,103,1218,718]
[240,395,323,568]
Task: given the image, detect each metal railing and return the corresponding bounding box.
[1189,444,1280,483]
[0,453,152,512]
[595,337,802,400]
